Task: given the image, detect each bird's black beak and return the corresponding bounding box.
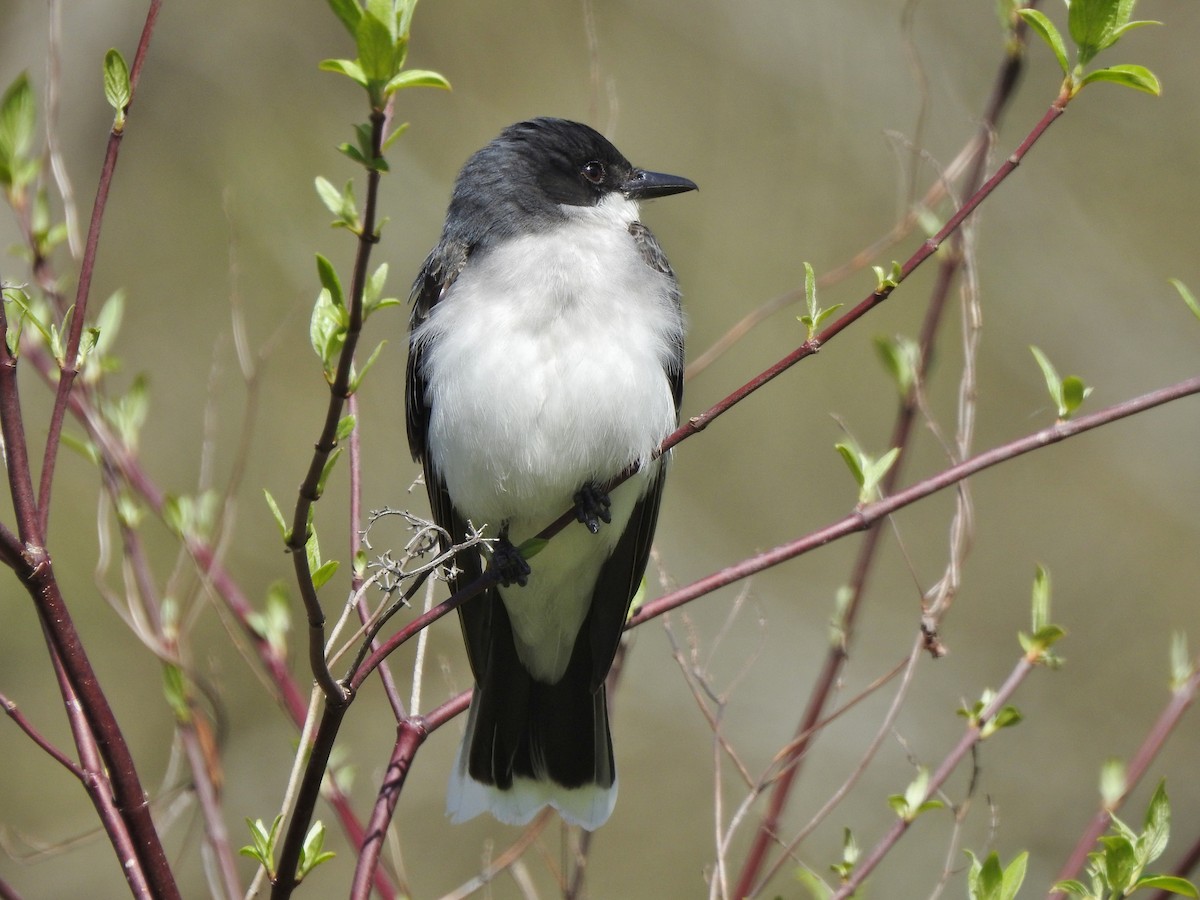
[622,169,698,200]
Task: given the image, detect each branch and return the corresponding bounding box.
[36,0,162,538]
[286,109,386,705]
[631,375,1200,629]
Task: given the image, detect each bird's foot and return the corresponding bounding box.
[490,526,531,587]
[573,481,612,535]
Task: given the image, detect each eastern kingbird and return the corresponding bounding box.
[405,117,696,830]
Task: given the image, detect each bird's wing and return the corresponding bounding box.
[404,240,492,679]
[406,240,467,460]
[629,221,685,406]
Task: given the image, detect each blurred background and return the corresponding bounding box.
[1,1,1198,897]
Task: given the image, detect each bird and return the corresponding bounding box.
[405,117,696,830]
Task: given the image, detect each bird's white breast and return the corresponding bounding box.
[414,194,680,525]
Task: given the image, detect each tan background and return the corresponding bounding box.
[1,1,1199,897]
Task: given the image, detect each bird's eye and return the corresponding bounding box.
[581,160,606,184]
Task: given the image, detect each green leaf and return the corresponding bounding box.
[1080,63,1161,95]
[337,141,369,167]
[316,446,342,497]
[296,821,336,882]
[875,334,920,397]
[999,852,1029,900]
[1050,879,1089,896]
[310,288,347,372]
[382,119,410,151]
[87,289,125,372]
[831,442,901,505]
[518,536,549,560]
[860,447,900,502]
[318,58,367,88]
[335,414,356,442]
[264,489,289,542]
[1169,278,1200,322]
[315,175,344,216]
[103,49,131,118]
[312,559,340,591]
[315,254,345,308]
[1060,375,1092,416]
[980,704,1022,738]
[1142,779,1170,863]
[1133,875,1199,897]
[1018,8,1070,74]
[1030,345,1063,413]
[797,262,842,340]
[1101,832,1138,892]
[240,815,283,878]
[350,340,387,392]
[0,72,36,190]
[384,68,451,95]
[1070,0,1122,66]
[326,0,363,36]
[356,10,396,84]
[834,442,865,489]
[890,767,941,821]
[1031,563,1051,631]
[795,867,834,900]
[161,663,191,722]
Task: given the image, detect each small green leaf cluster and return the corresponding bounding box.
[241,815,283,880]
[1054,780,1198,898]
[965,850,1028,900]
[1019,0,1161,98]
[264,487,339,590]
[309,256,396,384]
[793,828,859,899]
[1031,346,1092,422]
[1,74,73,262]
[97,373,151,451]
[888,767,944,822]
[957,688,1023,739]
[321,0,450,110]
[835,439,900,505]
[247,581,292,656]
[1019,564,1066,666]
[797,262,842,341]
[873,260,903,293]
[163,489,219,542]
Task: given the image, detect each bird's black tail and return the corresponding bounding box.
[447,589,617,830]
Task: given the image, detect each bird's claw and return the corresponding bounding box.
[491,528,531,587]
[574,482,612,535]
